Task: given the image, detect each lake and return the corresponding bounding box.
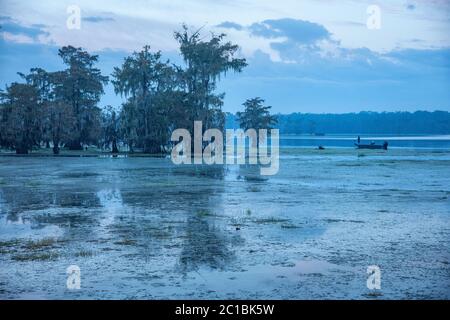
[0,144,449,299]
[280,134,450,149]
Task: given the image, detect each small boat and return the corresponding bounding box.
[355,141,388,150]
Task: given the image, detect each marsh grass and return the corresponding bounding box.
[281,223,301,229]
[247,186,261,192]
[61,172,100,179]
[0,239,21,248]
[196,209,214,217]
[23,237,58,250]
[253,217,290,224]
[114,239,137,246]
[75,250,94,257]
[12,252,59,261]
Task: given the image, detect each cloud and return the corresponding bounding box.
[82,16,115,23]
[1,31,35,44]
[250,19,330,44]
[0,16,50,45]
[216,21,243,31]
[0,16,49,40]
[0,1,449,113]
[215,18,335,63]
[218,47,450,113]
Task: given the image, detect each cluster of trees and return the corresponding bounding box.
[0,26,276,155]
[0,46,108,154]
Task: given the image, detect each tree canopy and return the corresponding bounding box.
[236,98,278,131]
[0,26,258,154]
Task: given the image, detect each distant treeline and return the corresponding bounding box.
[227,111,450,135]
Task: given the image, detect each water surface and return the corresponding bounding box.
[0,147,449,299]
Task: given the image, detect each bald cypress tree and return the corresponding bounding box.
[0,83,42,154]
[174,25,247,134]
[57,46,108,150]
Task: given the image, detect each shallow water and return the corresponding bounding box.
[0,148,449,299]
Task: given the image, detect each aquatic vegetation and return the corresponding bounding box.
[114,239,137,246]
[253,217,290,224]
[0,151,449,299]
[244,175,268,182]
[281,223,301,229]
[23,237,58,250]
[12,252,59,262]
[324,219,364,224]
[0,240,21,248]
[61,172,101,179]
[75,250,94,258]
[247,186,260,192]
[196,209,213,217]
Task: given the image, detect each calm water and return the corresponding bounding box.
[280,134,450,149]
[0,146,449,299]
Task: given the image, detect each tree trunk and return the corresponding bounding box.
[129,141,134,153]
[144,140,161,154]
[111,139,119,153]
[16,146,28,154]
[53,144,60,155]
[67,139,83,150]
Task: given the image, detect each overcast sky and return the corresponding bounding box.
[1,0,449,113]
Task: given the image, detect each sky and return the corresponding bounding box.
[0,0,449,114]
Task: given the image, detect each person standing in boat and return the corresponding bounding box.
[357,136,361,144]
